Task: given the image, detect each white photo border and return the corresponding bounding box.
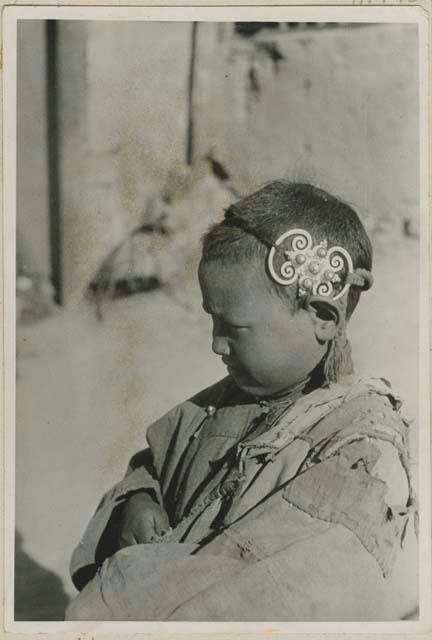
[2,3,431,637]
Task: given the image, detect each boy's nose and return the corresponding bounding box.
[212,336,230,357]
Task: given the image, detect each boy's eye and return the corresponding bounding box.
[211,316,248,333]
[225,322,249,332]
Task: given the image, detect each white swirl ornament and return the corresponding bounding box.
[267,229,312,286]
[314,281,333,297]
[327,246,353,300]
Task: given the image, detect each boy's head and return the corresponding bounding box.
[199,180,373,397]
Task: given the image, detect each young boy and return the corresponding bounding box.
[66,181,418,621]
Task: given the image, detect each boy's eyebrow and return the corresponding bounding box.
[201,306,252,327]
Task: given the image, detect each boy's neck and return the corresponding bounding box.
[259,377,310,404]
[256,357,327,405]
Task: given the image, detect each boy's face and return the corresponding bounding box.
[199,259,327,398]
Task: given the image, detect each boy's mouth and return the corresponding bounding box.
[222,358,244,375]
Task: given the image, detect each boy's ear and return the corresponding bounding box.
[306,300,339,344]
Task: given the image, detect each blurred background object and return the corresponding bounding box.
[15,20,419,619]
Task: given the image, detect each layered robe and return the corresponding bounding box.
[66,375,418,621]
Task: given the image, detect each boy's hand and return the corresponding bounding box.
[117,491,170,548]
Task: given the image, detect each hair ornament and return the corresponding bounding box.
[267,228,354,301]
[346,268,374,292]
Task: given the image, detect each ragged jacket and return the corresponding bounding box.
[67,375,418,621]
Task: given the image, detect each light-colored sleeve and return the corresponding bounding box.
[66,437,418,620]
[69,378,229,592]
[65,503,417,621]
[69,406,181,591]
[371,439,410,504]
[172,517,418,621]
[69,453,161,590]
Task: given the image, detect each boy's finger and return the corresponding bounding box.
[118,533,138,549]
[134,519,158,542]
[154,510,170,535]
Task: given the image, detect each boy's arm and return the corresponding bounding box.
[70,378,229,591]
[70,448,163,590]
[67,435,418,620]
[177,438,417,621]
[66,504,417,621]
[70,399,183,590]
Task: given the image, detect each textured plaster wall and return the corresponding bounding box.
[17,23,419,302]
[17,21,50,278]
[61,21,191,303]
[194,23,419,237]
[66,22,418,302]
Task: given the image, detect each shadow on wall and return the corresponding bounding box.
[15,530,70,621]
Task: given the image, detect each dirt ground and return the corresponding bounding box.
[14,238,419,620]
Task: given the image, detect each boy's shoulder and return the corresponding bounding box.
[188,375,236,407]
[145,376,237,449]
[306,374,408,445]
[280,376,415,578]
[147,373,408,446]
[316,373,403,409]
[188,372,404,413]
[245,373,409,458]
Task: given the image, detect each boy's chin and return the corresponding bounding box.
[229,372,276,399]
[229,371,306,400]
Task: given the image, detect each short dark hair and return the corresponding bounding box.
[201,180,372,319]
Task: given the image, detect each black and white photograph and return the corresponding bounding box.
[2,4,430,635]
